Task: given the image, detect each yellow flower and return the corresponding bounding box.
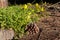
[41,7,44,11]
[35,3,39,7]
[28,12,31,15]
[44,2,46,5]
[23,4,28,9]
[27,16,30,20]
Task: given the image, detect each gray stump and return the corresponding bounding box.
[0,29,14,40]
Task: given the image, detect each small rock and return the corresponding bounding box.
[0,29,14,40]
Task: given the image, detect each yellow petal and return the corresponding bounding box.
[41,7,44,11]
[28,12,31,15]
[24,4,28,9]
[36,3,39,7]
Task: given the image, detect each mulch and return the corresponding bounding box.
[20,2,60,40]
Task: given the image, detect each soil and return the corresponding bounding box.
[20,2,60,40]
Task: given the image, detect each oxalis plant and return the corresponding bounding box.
[0,3,45,38]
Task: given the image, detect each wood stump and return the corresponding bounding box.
[0,0,8,8]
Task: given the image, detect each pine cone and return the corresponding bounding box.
[25,23,39,35]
